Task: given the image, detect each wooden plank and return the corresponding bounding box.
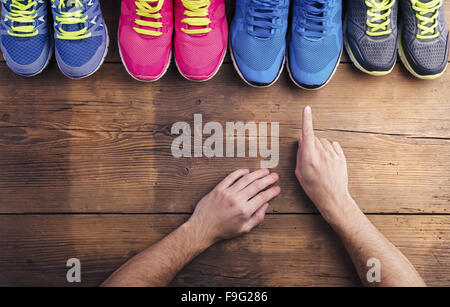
[0,124,448,214]
[0,63,449,213]
[0,63,449,138]
[0,214,448,287]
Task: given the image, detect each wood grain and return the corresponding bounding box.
[1,63,449,138]
[0,0,449,288]
[0,125,448,214]
[0,214,448,287]
[0,62,449,214]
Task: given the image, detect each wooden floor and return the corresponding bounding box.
[0,0,449,286]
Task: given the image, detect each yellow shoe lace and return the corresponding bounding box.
[411,0,442,39]
[52,0,91,40]
[365,0,395,37]
[6,0,39,38]
[181,0,211,34]
[134,0,164,36]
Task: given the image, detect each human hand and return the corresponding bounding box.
[295,106,360,225]
[186,168,280,246]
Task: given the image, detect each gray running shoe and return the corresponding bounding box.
[399,0,449,79]
[345,0,398,75]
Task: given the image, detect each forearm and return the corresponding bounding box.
[102,221,213,287]
[330,197,425,287]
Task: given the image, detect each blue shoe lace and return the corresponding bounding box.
[246,0,282,39]
[294,0,330,39]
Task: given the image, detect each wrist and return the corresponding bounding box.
[322,194,365,233]
[181,219,217,252]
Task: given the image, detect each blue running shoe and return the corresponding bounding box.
[230,0,290,87]
[51,0,108,79]
[288,0,343,89]
[0,0,52,76]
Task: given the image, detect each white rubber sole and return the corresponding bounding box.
[229,41,285,88]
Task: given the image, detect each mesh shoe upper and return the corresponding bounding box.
[230,0,290,85]
[288,0,343,87]
[118,0,173,80]
[51,0,108,78]
[290,33,339,73]
[233,30,285,71]
[345,0,398,73]
[0,0,52,75]
[399,0,449,76]
[55,36,102,67]
[174,0,228,80]
[2,34,48,65]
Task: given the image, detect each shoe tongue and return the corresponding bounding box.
[417,0,438,37]
[60,0,86,35]
[304,1,326,39]
[367,0,390,34]
[183,1,209,35]
[251,2,278,38]
[253,10,273,36]
[6,0,38,34]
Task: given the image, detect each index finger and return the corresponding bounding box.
[302,106,314,148]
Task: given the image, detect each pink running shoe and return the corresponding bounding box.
[119,0,173,81]
[174,0,228,81]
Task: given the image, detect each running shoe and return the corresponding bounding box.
[345,0,398,76]
[0,0,52,76]
[51,0,109,79]
[288,0,343,89]
[174,0,227,81]
[119,0,173,82]
[398,0,449,79]
[230,0,289,87]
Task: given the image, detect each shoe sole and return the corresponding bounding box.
[397,28,448,80]
[343,16,395,77]
[286,47,342,90]
[174,45,227,82]
[229,41,285,88]
[118,37,172,83]
[58,25,110,80]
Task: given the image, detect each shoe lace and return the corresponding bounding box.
[134,0,164,36]
[295,0,330,39]
[52,0,91,40]
[5,0,39,37]
[411,0,442,39]
[247,0,282,39]
[365,0,394,36]
[181,0,211,35]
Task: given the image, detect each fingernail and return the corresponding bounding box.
[272,173,279,180]
[305,106,311,114]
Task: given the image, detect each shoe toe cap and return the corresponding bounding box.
[1,34,52,75]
